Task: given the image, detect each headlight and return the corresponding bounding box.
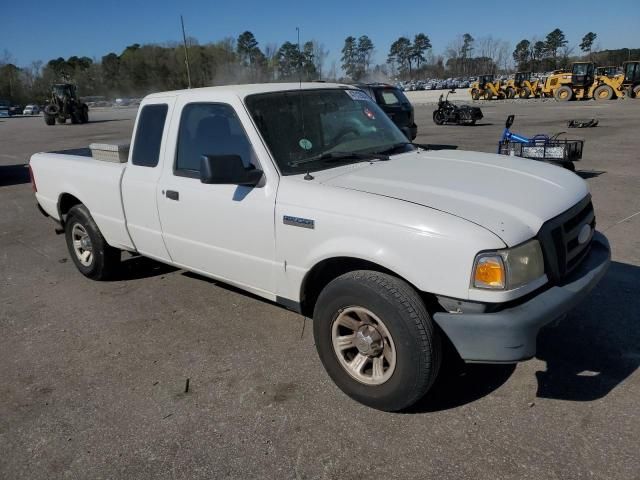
[472,239,545,290]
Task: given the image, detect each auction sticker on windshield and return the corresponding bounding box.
[345,89,371,102]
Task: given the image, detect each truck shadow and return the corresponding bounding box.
[110,254,178,281]
[534,261,639,401]
[408,261,639,413]
[0,164,30,187]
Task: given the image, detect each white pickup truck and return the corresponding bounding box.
[30,83,610,411]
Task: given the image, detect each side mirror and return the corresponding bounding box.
[505,115,514,129]
[200,154,263,186]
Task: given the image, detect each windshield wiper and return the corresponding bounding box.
[375,142,459,155]
[288,151,390,168]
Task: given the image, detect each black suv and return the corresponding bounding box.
[355,83,417,140]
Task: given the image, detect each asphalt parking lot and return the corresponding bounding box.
[1,100,639,479]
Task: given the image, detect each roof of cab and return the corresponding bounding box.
[144,82,355,100]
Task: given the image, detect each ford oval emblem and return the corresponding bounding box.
[578,224,592,245]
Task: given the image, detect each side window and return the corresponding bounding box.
[131,104,168,167]
[378,90,401,106]
[175,103,257,176]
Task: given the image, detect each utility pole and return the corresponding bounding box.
[181,15,192,89]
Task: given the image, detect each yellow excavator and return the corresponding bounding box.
[503,72,541,99]
[470,75,505,100]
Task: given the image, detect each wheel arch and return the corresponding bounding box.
[298,256,438,318]
[57,192,84,226]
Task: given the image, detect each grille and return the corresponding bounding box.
[538,196,595,283]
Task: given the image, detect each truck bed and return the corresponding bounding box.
[30,150,134,251]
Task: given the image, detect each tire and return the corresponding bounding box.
[520,87,531,99]
[64,204,120,280]
[484,90,493,100]
[631,85,640,99]
[471,89,480,100]
[82,105,89,123]
[44,115,55,126]
[433,110,445,125]
[71,111,80,124]
[594,85,614,101]
[313,270,441,411]
[56,117,66,124]
[505,88,515,99]
[555,85,573,101]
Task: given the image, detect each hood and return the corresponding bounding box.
[318,150,589,246]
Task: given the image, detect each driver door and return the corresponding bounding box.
[156,95,279,298]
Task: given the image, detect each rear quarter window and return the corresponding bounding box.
[131,104,168,167]
[377,89,408,106]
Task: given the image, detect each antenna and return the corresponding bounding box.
[181,15,192,89]
[296,27,302,88]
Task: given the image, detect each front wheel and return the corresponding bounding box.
[594,85,614,100]
[433,110,446,125]
[64,204,120,280]
[44,115,55,126]
[313,271,441,411]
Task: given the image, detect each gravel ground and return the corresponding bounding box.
[1,100,639,479]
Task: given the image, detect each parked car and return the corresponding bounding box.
[355,83,418,140]
[30,82,610,412]
[9,105,24,116]
[23,104,40,115]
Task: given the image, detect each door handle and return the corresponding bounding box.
[166,190,179,201]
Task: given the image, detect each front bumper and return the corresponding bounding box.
[433,232,610,363]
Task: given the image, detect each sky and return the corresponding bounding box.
[2,0,638,68]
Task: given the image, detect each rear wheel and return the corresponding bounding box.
[81,105,89,123]
[433,110,445,125]
[631,85,640,99]
[555,85,573,101]
[64,204,120,280]
[44,115,55,126]
[594,85,614,100]
[313,271,441,411]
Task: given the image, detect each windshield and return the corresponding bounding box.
[53,85,73,99]
[573,63,591,76]
[245,88,411,175]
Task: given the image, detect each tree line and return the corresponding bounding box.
[0,28,637,104]
[513,29,639,72]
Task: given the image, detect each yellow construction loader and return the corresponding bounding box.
[593,61,640,100]
[470,75,504,100]
[541,61,640,101]
[503,72,541,99]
